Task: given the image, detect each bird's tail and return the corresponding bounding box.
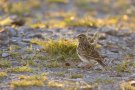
[97,60,106,67]
[97,60,111,71]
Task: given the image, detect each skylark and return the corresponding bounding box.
[76,34,106,68]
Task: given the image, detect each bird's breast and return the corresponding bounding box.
[78,54,89,63]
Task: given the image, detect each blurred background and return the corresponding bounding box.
[0,0,135,30]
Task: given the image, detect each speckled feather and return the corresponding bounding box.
[77,34,106,67]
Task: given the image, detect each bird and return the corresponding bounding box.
[76,34,106,68]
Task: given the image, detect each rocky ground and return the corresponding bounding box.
[0,0,135,90]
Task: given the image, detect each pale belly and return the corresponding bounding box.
[78,54,89,63]
[77,47,97,64]
[78,54,97,65]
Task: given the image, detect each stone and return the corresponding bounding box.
[98,33,107,40]
[15,42,29,47]
[4,26,18,37]
[2,53,9,57]
[18,26,34,36]
[51,34,59,39]
[0,30,9,45]
[0,27,19,46]
[28,33,44,39]
[44,30,53,35]
[22,39,31,43]
[75,27,87,33]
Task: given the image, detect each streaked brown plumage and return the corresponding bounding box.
[76,34,106,68]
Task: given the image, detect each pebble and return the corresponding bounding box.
[2,53,9,57]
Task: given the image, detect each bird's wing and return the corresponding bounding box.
[77,43,91,57]
[87,44,103,60]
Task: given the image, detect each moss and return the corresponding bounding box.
[45,61,61,68]
[65,17,97,27]
[31,39,78,61]
[10,52,20,58]
[125,53,134,59]
[55,72,65,77]
[3,0,40,15]
[27,60,38,67]
[47,20,67,28]
[48,80,65,88]
[37,55,47,61]
[30,22,46,28]
[132,62,135,68]
[116,61,130,73]
[27,15,135,29]
[70,73,83,79]
[0,59,11,68]
[48,80,92,89]
[9,45,20,51]
[9,66,33,73]
[0,72,7,78]
[10,74,47,88]
[95,78,114,84]
[46,0,68,4]
[0,17,13,26]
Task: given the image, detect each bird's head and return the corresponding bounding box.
[77,34,87,42]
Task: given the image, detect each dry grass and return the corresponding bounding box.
[31,39,78,61]
[48,80,92,89]
[46,0,68,4]
[1,0,40,15]
[10,74,47,88]
[70,73,83,79]
[0,59,11,68]
[8,66,33,73]
[0,72,7,78]
[116,61,130,73]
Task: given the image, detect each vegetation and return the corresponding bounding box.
[95,78,115,84]
[116,61,130,73]
[0,59,11,68]
[10,74,47,88]
[55,72,65,77]
[0,0,40,15]
[0,72,7,78]
[31,39,78,61]
[45,61,61,68]
[46,0,68,4]
[70,73,83,79]
[8,66,33,73]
